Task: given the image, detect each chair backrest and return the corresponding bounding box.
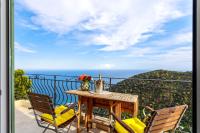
[28,92,54,115]
[145,104,188,133]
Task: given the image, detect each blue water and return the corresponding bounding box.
[26,69,148,78]
[26,69,148,105]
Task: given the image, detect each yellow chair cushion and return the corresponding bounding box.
[54,105,67,114]
[41,105,75,126]
[115,117,146,133]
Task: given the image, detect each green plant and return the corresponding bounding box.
[14,69,32,100]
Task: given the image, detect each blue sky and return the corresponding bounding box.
[15,0,192,71]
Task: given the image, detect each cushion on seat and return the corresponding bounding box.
[115,117,146,133]
[40,105,75,126]
[54,105,68,114]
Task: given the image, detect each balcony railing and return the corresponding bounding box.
[23,74,192,132]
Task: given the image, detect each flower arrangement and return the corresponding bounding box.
[78,74,92,82]
[78,74,92,91]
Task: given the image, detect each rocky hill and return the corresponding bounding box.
[110,70,192,132]
[133,69,192,80]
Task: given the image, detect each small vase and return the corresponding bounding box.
[81,81,90,91]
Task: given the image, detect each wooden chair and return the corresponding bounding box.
[111,104,188,133]
[27,92,78,133]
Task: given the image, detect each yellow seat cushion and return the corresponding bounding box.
[41,105,75,126]
[54,105,68,114]
[115,117,146,133]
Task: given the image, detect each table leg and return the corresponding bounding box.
[109,101,114,133]
[77,96,81,133]
[84,98,88,128]
[115,102,122,119]
[109,101,113,121]
[133,99,138,117]
[84,112,88,128]
[87,98,93,132]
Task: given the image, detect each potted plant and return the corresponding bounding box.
[78,74,92,91]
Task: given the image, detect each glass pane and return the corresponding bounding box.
[14,0,193,132]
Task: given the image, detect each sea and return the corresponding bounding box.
[26,69,149,78]
[26,69,149,104]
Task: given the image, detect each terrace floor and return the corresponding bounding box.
[15,100,107,133]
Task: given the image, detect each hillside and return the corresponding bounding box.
[133,69,192,80]
[110,70,192,132]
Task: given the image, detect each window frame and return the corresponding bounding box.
[0,0,199,133]
[0,0,14,132]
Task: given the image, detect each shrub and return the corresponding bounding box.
[15,69,32,100]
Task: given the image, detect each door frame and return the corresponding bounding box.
[0,0,14,132]
[196,0,200,132]
[0,0,199,133]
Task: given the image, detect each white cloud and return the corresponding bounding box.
[154,31,192,46]
[124,47,153,57]
[15,42,36,53]
[18,19,39,30]
[99,63,115,69]
[17,0,191,51]
[175,32,192,44]
[157,47,192,59]
[146,46,192,70]
[119,46,192,70]
[123,31,192,58]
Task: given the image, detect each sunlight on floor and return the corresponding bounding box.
[15,100,107,133]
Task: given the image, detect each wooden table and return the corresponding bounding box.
[66,90,138,133]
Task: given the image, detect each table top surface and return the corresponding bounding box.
[66,90,138,103]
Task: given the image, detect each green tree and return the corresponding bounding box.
[15,69,32,100]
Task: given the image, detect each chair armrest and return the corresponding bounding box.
[144,106,154,112]
[142,106,154,117]
[142,106,154,123]
[60,103,77,115]
[111,112,135,133]
[142,106,154,116]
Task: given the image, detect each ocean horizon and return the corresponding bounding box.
[26,69,150,78]
[25,69,150,104]
[24,69,192,106]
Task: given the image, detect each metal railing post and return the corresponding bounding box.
[109,77,112,91]
[54,75,57,106]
